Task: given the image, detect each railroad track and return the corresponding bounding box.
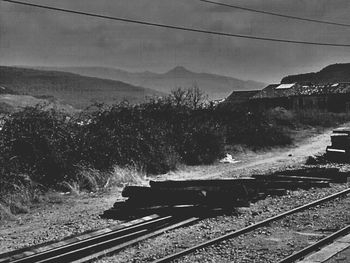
[278,224,350,263]
[2,189,349,263]
[152,188,350,263]
[0,215,199,263]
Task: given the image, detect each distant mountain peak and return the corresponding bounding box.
[20,65,266,100]
[166,66,193,75]
[141,70,153,74]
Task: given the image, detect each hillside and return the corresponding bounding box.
[32,66,266,100]
[281,63,350,84]
[0,83,76,114]
[0,66,162,109]
[0,85,17,95]
[0,94,78,114]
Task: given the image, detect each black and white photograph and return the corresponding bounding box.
[1,0,350,262]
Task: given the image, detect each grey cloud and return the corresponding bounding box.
[1,0,350,83]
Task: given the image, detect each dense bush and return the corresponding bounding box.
[0,107,75,188]
[0,88,296,194]
[266,107,295,127]
[175,122,224,165]
[295,110,350,127]
[265,107,350,128]
[213,105,292,147]
[76,103,179,174]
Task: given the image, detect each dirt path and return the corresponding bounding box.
[157,126,336,180]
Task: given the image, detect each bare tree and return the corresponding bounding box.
[186,83,207,109]
[171,87,187,107]
[170,84,207,109]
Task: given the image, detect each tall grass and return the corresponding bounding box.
[61,164,147,195]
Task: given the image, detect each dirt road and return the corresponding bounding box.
[159,126,336,180]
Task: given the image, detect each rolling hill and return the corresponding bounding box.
[0,66,162,109]
[0,94,80,114]
[32,66,266,100]
[281,63,350,84]
[0,85,17,95]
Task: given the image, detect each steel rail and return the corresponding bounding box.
[153,188,350,263]
[34,229,149,263]
[9,215,174,263]
[72,217,200,263]
[35,217,194,263]
[277,225,350,263]
[8,216,199,263]
[0,214,161,262]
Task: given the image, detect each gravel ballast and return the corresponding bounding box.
[95,184,350,263]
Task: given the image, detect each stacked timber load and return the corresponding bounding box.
[327,128,350,161]
[102,167,349,220]
[102,178,253,219]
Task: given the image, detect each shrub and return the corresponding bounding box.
[217,107,292,148]
[0,203,15,220]
[295,110,350,127]
[107,165,147,188]
[77,104,180,174]
[0,179,41,215]
[266,107,295,127]
[176,123,225,165]
[0,106,75,186]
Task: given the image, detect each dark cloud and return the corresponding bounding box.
[1,0,350,83]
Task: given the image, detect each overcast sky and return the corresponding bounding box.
[1,0,350,83]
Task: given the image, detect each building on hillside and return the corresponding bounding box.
[250,82,350,113]
[222,90,260,108]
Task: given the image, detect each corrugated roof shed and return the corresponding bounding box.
[251,82,350,99]
[224,90,260,104]
[275,83,296,89]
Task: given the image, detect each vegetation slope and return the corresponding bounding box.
[0,66,162,109]
[282,63,350,84]
[32,66,265,100]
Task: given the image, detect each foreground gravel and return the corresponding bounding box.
[0,191,123,253]
[95,183,350,263]
[179,191,350,263]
